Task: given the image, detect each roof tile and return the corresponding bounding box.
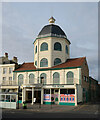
[14,57,86,72]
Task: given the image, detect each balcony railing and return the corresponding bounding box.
[1,81,18,86]
[1,78,79,86]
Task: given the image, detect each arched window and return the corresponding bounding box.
[35,46,37,53]
[29,74,35,84]
[40,42,48,51]
[66,45,68,54]
[40,73,47,84]
[18,74,24,86]
[67,71,74,84]
[54,58,62,65]
[53,72,60,84]
[40,58,48,67]
[54,42,62,51]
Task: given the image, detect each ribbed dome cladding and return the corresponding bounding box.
[38,24,67,38]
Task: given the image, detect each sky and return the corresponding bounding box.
[1,2,98,81]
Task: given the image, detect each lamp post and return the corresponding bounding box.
[37,77,44,108]
[17,79,20,109]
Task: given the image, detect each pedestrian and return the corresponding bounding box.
[23,101,27,109]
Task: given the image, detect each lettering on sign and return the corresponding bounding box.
[52,85,64,88]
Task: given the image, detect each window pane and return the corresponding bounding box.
[67,72,74,84]
[53,72,60,84]
[40,42,48,51]
[35,46,37,53]
[9,68,13,74]
[18,74,23,86]
[66,45,68,54]
[11,95,16,102]
[40,73,46,84]
[68,89,75,94]
[9,77,12,80]
[3,68,6,74]
[40,58,48,67]
[54,58,61,65]
[54,42,62,51]
[44,89,50,94]
[29,74,34,84]
[51,89,54,94]
[6,95,10,102]
[3,77,6,80]
[60,89,68,94]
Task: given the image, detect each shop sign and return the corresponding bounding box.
[34,88,41,91]
[52,85,64,88]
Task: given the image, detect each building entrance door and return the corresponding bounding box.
[27,91,32,103]
[54,89,59,104]
[51,89,59,104]
[34,90,41,103]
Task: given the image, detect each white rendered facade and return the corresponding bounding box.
[12,17,90,106]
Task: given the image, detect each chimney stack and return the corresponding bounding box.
[12,56,18,63]
[5,53,8,58]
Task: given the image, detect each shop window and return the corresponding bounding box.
[51,89,54,94]
[55,89,58,92]
[68,89,75,94]
[53,72,60,84]
[6,95,10,102]
[40,58,48,67]
[18,74,24,86]
[60,89,68,94]
[40,73,46,84]
[54,42,62,51]
[44,89,50,94]
[66,71,74,84]
[29,74,34,84]
[54,58,62,65]
[40,42,48,51]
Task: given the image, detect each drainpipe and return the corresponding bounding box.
[75,84,77,106]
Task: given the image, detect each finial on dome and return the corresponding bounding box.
[49,16,56,24]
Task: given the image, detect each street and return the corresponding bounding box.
[1,101,100,120]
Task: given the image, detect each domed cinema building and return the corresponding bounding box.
[14,17,89,106]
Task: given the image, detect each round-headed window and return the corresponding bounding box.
[40,58,48,67]
[40,42,48,51]
[54,42,62,51]
[66,71,74,84]
[53,72,60,84]
[18,74,24,86]
[40,73,47,84]
[29,74,35,84]
[54,58,62,65]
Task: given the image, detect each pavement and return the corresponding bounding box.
[1,100,100,119]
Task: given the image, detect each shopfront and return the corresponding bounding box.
[43,88,75,106]
[22,84,77,106]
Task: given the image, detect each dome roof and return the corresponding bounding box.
[37,24,67,39]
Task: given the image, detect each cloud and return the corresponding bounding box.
[2,2,98,81]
